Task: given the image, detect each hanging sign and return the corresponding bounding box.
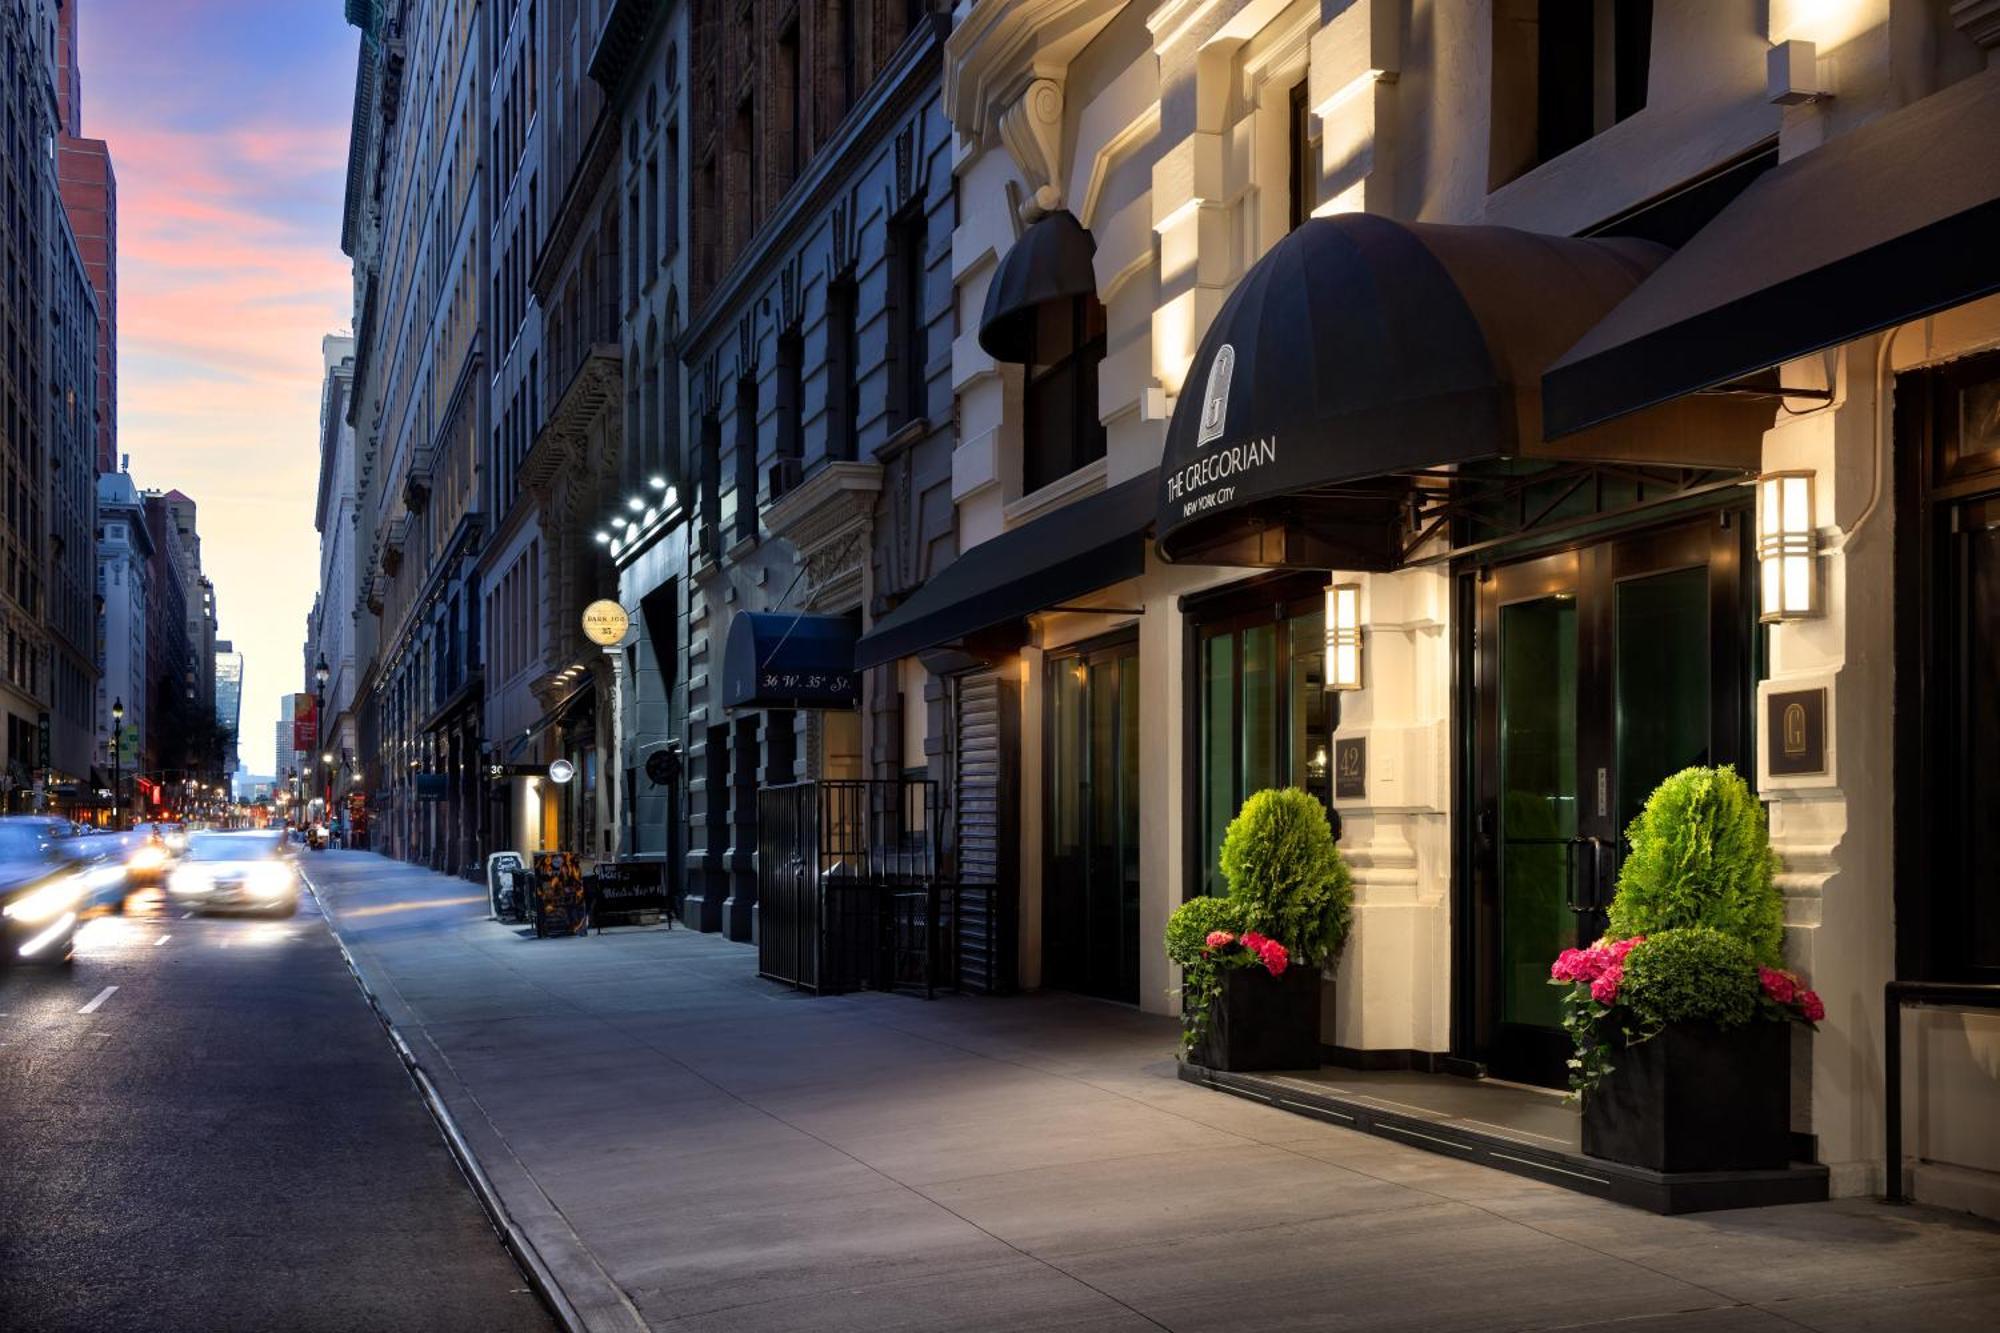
[580,600,632,646]
[547,758,577,785]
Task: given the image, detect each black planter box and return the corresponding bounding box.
[1583,1020,1793,1172]
[1187,963,1322,1072]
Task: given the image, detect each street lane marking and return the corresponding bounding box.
[155,934,171,946]
[78,985,118,1014]
[181,911,193,920]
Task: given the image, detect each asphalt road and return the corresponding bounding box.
[0,879,554,1333]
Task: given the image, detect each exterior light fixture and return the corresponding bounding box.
[1326,583,1364,691]
[1767,40,1830,106]
[643,508,657,526]
[627,496,645,512]
[594,530,611,544]
[648,475,668,490]
[1757,470,1819,622]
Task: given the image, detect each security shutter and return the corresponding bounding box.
[953,669,1017,993]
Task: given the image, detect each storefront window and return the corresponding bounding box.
[1194,586,1335,897]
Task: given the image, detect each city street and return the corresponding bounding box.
[304,851,2000,1333]
[0,886,554,1333]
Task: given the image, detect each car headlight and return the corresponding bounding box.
[4,876,87,924]
[165,834,187,852]
[128,844,168,871]
[249,863,294,896]
[168,866,214,896]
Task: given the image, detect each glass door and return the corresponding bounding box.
[1046,637,1140,1002]
[1468,517,1748,1086]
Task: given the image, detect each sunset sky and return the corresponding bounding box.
[80,1,359,777]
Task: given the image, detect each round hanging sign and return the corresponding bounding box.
[547,759,577,785]
[580,599,632,646]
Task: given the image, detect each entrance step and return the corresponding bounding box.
[1181,1062,1830,1214]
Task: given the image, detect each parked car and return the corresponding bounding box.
[167,831,301,917]
[0,816,92,965]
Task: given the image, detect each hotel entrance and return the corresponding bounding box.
[1463,515,1754,1086]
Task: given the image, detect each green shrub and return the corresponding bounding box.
[1607,765,1783,966]
[1219,788,1353,966]
[1165,896,1247,966]
[1620,928,1760,1030]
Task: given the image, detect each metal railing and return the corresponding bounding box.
[1883,980,2000,1203]
[756,778,951,996]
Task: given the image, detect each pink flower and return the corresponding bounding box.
[1759,967,1799,1006]
[1800,990,1825,1023]
[1203,930,1237,954]
[1240,930,1271,952]
[1254,938,1290,977]
[1589,962,1623,1006]
[1550,948,1591,982]
[1607,935,1644,963]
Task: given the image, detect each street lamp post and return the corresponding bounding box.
[110,697,124,831]
[315,655,330,842]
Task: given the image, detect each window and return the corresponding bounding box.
[825,275,859,461]
[1490,0,1652,189]
[1191,581,1336,898]
[1021,295,1107,495]
[698,412,722,558]
[733,374,758,542]
[773,326,804,497]
[779,21,803,186]
[1288,79,1313,230]
[891,209,928,427]
[662,125,679,260]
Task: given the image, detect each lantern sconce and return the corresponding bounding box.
[1757,471,1819,623]
[1326,582,1364,691]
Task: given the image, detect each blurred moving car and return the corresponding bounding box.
[167,831,301,917]
[0,816,92,965]
[135,821,189,854]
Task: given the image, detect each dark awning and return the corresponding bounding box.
[504,679,596,757]
[723,612,861,709]
[855,470,1158,671]
[1154,213,1769,566]
[1544,68,2000,437]
[978,210,1097,363]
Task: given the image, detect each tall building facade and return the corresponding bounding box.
[341,0,489,872]
[313,335,359,825]
[94,469,147,787]
[54,0,115,475]
[475,0,546,861]
[668,2,955,937]
[0,0,99,811]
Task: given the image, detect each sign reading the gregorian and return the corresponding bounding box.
[1163,341,1284,521]
[580,599,632,646]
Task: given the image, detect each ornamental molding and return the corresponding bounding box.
[999,79,1067,219]
[762,460,883,611]
[945,0,1125,146]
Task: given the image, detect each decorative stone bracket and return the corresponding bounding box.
[999,79,1067,220]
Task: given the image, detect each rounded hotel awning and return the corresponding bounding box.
[1155,213,1768,566]
[979,209,1098,363]
[722,612,861,710]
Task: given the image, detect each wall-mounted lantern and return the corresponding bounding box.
[1757,470,1819,622]
[1326,582,1364,690]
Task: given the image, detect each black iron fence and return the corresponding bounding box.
[756,778,953,996]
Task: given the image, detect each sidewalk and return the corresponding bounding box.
[305,852,2000,1332]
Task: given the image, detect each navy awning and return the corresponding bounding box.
[854,470,1158,671]
[1544,67,2000,436]
[978,210,1098,363]
[723,612,861,710]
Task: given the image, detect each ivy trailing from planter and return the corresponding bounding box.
[1165,788,1352,1051]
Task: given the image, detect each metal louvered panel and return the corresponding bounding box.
[954,670,1016,993]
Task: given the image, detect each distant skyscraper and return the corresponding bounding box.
[215,642,243,778]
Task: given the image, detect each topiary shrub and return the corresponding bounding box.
[1607,765,1783,966]
[1165,895,1247,966]
[1620,928,1761,1030]
[1218,788,1353,967]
